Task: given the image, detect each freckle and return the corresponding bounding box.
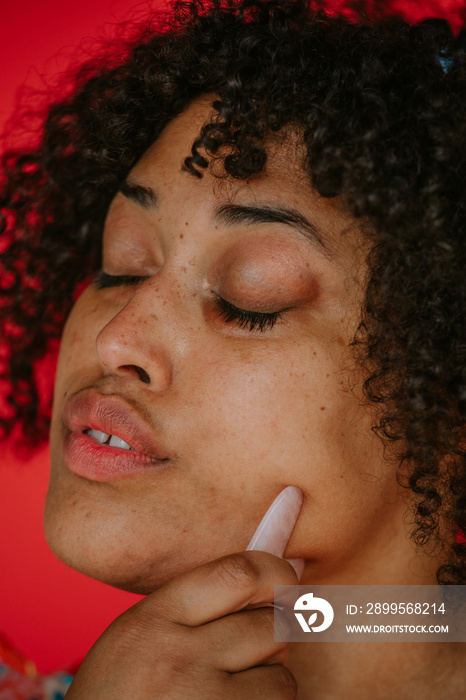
[313,351,316,356]
[326,373,329,378]
[180,233,184,238]
[320,406,326,411]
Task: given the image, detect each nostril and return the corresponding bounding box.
[120,365,151,384]
[136,367,151,384]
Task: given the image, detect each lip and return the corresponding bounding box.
[62,388,170,482]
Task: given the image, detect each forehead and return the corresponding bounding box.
[126,96,365,263]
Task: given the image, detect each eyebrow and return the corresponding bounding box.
[119,180,332,256]
[119,180,158,208]
[214,203,332,257]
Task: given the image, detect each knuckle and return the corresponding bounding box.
[255,605,276,635]
[111,599,172,648]
[266,648,289,667]
[273,607,292,642]
[271,638,290,658]
[109,609,154,648]
[275,667,299,699]
[253,606,290,650]
[216,553,260,591]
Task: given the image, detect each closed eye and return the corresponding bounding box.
[93,272,149,289]
[94,272,284,333]
[213,294,283,333]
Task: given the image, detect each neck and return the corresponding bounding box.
[287,494,465,698]
[299,491,445,586]
[287,639,465,700]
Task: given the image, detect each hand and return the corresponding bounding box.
[65,551,298,699]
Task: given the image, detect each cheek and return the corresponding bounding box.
[53,291,106,398]
[182,342,340,486]
[182,338,386,533]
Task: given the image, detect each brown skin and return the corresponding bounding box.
[65,551,300,699]
[45,98,462,697]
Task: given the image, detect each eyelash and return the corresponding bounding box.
[94,272,147,289]
[93,272,282,333]
[213,295,282,333]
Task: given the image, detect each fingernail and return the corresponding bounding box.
[246,486,305,580]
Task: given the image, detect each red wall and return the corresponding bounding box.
[0,0,463,677]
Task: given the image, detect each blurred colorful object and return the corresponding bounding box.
[0,632,72,698]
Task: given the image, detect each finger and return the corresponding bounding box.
[198,605,291,672]
[226,664,298,700]
[141,550,298,627]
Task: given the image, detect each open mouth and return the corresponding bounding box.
[62,389,171,478]
[84,428,135,451]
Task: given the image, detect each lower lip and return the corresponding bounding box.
[63,431,168,482]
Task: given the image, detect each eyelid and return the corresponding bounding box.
[94,273,285,333]
[212,292,284,333]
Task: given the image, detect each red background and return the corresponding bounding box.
[0,0,464,676]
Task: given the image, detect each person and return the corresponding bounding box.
[1,0,465,697]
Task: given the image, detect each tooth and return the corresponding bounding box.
[108,434,132,450]
[87,429,110,444]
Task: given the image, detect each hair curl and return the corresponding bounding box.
[1,0,466,583]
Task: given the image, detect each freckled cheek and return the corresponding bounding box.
[56,294,108,377]
[188,356,323,466]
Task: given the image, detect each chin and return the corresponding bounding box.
[45,522,192,593]
[43,500,215,595]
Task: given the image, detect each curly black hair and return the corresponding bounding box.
[1,0,465,583]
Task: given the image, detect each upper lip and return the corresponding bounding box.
[62,388,168,460]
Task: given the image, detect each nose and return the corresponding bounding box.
[95,286,173,391]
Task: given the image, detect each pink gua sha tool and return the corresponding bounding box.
[246,485,304,581]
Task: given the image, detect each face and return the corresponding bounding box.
[45,98,406,593]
